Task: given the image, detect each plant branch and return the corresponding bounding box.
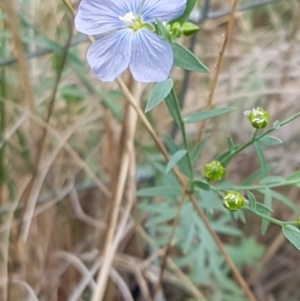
[170,88,194,180]
[243,207,298,227]
[220,110,300,166]
[117,78,257,301]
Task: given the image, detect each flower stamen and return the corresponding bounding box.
[119,12,135,24]
[119,12,143,31]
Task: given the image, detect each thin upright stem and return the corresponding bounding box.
[252,129,259,141]
[196,0,240,145]
[170,88,194,181]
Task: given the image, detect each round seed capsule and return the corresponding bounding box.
[244,107,269,129]
[204,161,225,181]
[223,190,245,211]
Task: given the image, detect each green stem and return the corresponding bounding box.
[243,207,298,227]
[234,179,300,191]
[168,88,194,180]
[252,129,258,141]
[220,110,300,166]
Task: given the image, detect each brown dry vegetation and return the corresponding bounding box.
[1,0,300,300]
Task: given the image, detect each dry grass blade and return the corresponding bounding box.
[21,26,74,241]
[91,92,139,301]
[110,268,135,301]
[196,0,240,145]
[68,261,100,301]
[0,98,111,198]
[21,130,75,239]
[69,188,106,229]
[134,269,152,301]
[0,174,32,300]
[2,114,28,143]
[136,225,207,301]
[110,82,143,251]
[12,277,40,301]
[54,251,96,291]
[68,259,134,301]
[3,0,35,113]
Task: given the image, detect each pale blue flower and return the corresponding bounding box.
[75,0,187,83]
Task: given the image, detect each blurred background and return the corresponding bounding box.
[1,0,300,300]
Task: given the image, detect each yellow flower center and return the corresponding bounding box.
[119,12,143,31]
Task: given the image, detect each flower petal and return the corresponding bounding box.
[129,29,173,83]
[141,0,187,23]
[111,0,143,15]
[75,0,145,35]
[75,0,123,35]
[87,29,133,82]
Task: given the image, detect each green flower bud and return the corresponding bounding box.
[181,22,200,36]
[171,22,183,38]
[244,107,269,129]
[166,24,172,33]
[223,191,245,211]
[204,161,225,181]
[172,22,181,31]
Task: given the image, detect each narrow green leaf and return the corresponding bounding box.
[216,149,236,167]
[236,210,247,224]
[136,186,182,197]
[269,190,300,214]
[273,120,281,129]
[286,170,300,182]
[163,135,179,155]
[212,224,242,236]
[139,202,170,214]
[145,210,176,227]
[261,188,272,234]
[172,42,209,73]
[199,190,224,214]
[165,90,181,126]
[156,20,172,43]
[241,163,277,186]
[254,142,267,178]
[255,202,273,214]
[184,107,235,123]
[247,191,256,210]
[163,135,190,176]
[182,217,196,254]
[227,137,235,154]
[193,179,211,191]
[214,182,235,190]
[257,135,282,146]
[260,176,285,185]
[171,0,197,24]
[192,134,210,162]
[166,150,187,173]
[282,225,300,251]
[145,78,173,112]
